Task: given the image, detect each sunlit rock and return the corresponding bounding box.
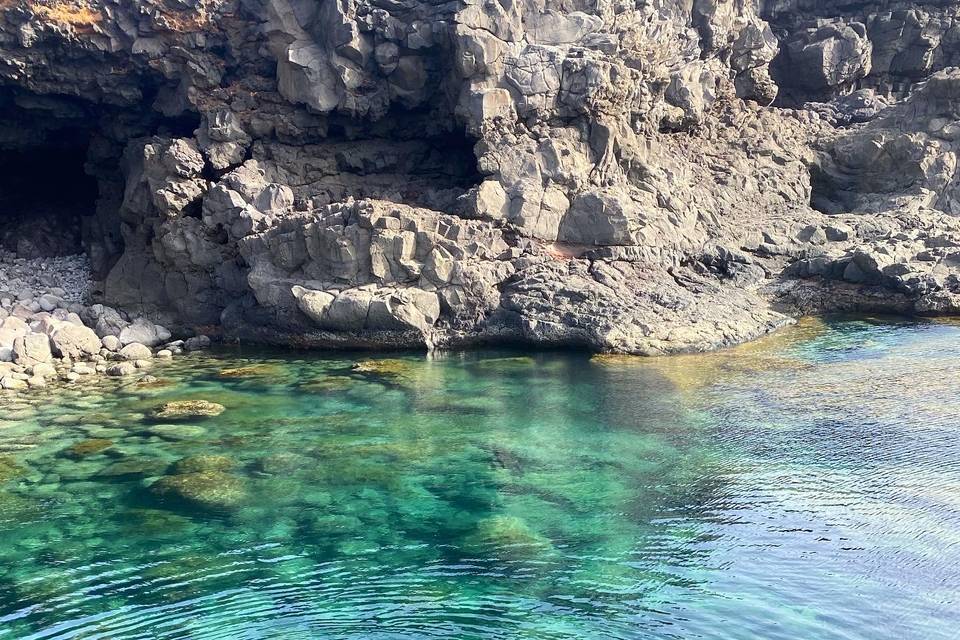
[151,400,226,420]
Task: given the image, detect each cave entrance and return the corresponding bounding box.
[0,131,98,259]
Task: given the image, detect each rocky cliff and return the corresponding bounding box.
[0,0,958,354]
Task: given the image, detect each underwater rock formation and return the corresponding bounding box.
[0,0,958,354]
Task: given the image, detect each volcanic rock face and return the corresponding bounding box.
[0,0,958,354]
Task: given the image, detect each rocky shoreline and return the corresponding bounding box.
[1,251,210,393]
[0,1,958,357]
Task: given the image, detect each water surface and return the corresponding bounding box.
[0,316,957,639]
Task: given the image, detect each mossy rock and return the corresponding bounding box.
[152,400,225,420]
[217,364,284,379]
[136,377,175,388]
[62,439,113,459]
[171,454,237,474]
[351,359,416,380]
[0,455,27,483]
[150,471,247,511]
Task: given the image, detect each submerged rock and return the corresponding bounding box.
[0,491,38,524]
[96,457,170,478]
[0,455,27,482]
[303,513,364,536]
[351,359,415,381]
[462,515,551,556]
[256,452,312,475]
[217,364,283,378]
[143,424,207,441]
[62,439,113,459]
[299,375,355,393]
[152,400,225,420]
[125,508,193,534]
[171,454,236,474]
[150,471,247,511]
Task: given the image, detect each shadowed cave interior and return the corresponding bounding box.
[0,133,98,259]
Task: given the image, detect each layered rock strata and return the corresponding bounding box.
[0,0,957,356]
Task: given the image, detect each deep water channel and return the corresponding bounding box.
[0,316,957,639]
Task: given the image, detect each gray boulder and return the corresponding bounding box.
[119,318,171,348]
[50,324,102,360]
[12,333,52,367]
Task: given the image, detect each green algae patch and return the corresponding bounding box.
[151,400,226,420]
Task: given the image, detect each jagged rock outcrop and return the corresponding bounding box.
[765,0,960,102]
[0,0,957,355]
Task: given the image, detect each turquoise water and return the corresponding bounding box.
[0,316,957,639]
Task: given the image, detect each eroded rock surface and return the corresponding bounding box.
[0,0,958,355]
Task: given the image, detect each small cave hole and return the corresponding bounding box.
[808,162,847,215]
[0,133,99,258]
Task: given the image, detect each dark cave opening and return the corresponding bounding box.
[808,162,849,215]
[301,107,484,211]
[0,132,99,259]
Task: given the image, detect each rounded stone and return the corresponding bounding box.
[150,471,247,511]
[119,343,152,361]
[106,362,137,376]
[151,400,225,420]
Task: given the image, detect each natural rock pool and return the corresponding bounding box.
[0,316,957,639]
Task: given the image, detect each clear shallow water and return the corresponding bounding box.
[0,316,957,639]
